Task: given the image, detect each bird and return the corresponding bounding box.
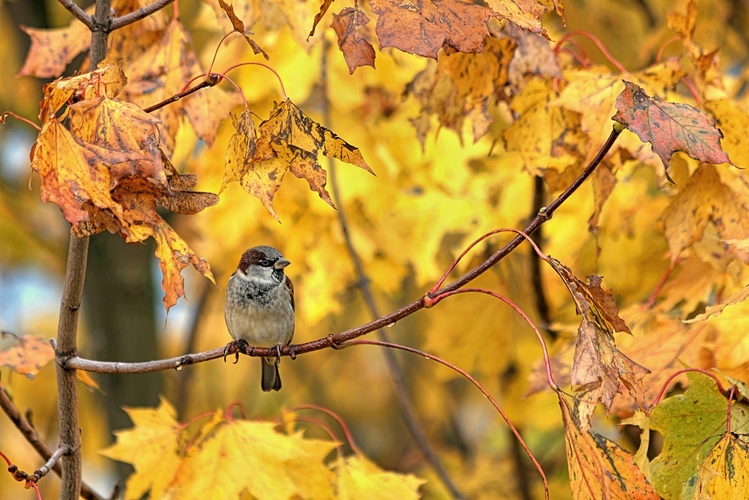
[224,246,295,392]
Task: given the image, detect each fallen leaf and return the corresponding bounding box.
[331,7,376,74]
[613,81,732,171]
[370,0,494,59]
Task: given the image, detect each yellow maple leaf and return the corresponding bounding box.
[100,398,184,500]
[335,454,425,500]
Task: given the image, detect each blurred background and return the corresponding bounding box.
[2,0,749,498]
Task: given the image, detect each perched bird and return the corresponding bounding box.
[224,246,295,392]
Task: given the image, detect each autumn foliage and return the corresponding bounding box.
[2,0,749,499]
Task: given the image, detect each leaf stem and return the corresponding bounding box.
[342,339,550,500]
[222,62,288,100]
[554,30,627,74]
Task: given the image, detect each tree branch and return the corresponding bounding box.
[111,0,175,30]
[55,1,113,498]
[63,126,622,372]
[0,385,104,500]
[56,0,93,29]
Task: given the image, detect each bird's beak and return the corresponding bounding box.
[274,258,290,270]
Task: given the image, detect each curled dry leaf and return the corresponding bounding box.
[548,257,649,430]
[309,0,335,39]
[331,7,376,74]
[217,0,268,58]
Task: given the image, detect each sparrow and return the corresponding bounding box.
[224,246,295,392]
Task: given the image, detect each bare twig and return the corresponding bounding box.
[343,339,550,500]
[111,0,175,31]
[175,280,212,418]
[0,385,104,500]
[64,126,624,374]
[529,175,556,339]
[320,40,466,500]
[31,446,68,483]
[55,234,88,500]
[57,0,93,29]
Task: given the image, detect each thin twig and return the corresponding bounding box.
[320,39,466,500]
[343,339,550,500]
[175,280,211,418]
[111,0,175,30]
[0,386,104,500]
[530,175,556,340]
[64,126,624,373]
[31,446,68,483]
[56,0,93,29]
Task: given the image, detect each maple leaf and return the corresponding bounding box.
[661,164,749,262]
[335,455,425,499]
[100,399,184,500]
[225,100,373,220]
[548,257,649,429]
[503,23,562,95]
[408,36,514,145]
[559,396,659,500]
[0,334,54,378]
[612,81,732,172]
[18,20,91,78]
[694,434,749,497]
[331,7,376,74]
[370,0,494,59]
[630,372,749,499]
[485,0,550,38]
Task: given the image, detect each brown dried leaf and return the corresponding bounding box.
[217,0,268,58]
[548,257,649,429]
[370,0,493,59]
[331,7,376,74]
[157,191,220,215]
[613,81,732,170]
[309,0,335,39]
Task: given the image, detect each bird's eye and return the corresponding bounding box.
[258,259,274,267]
